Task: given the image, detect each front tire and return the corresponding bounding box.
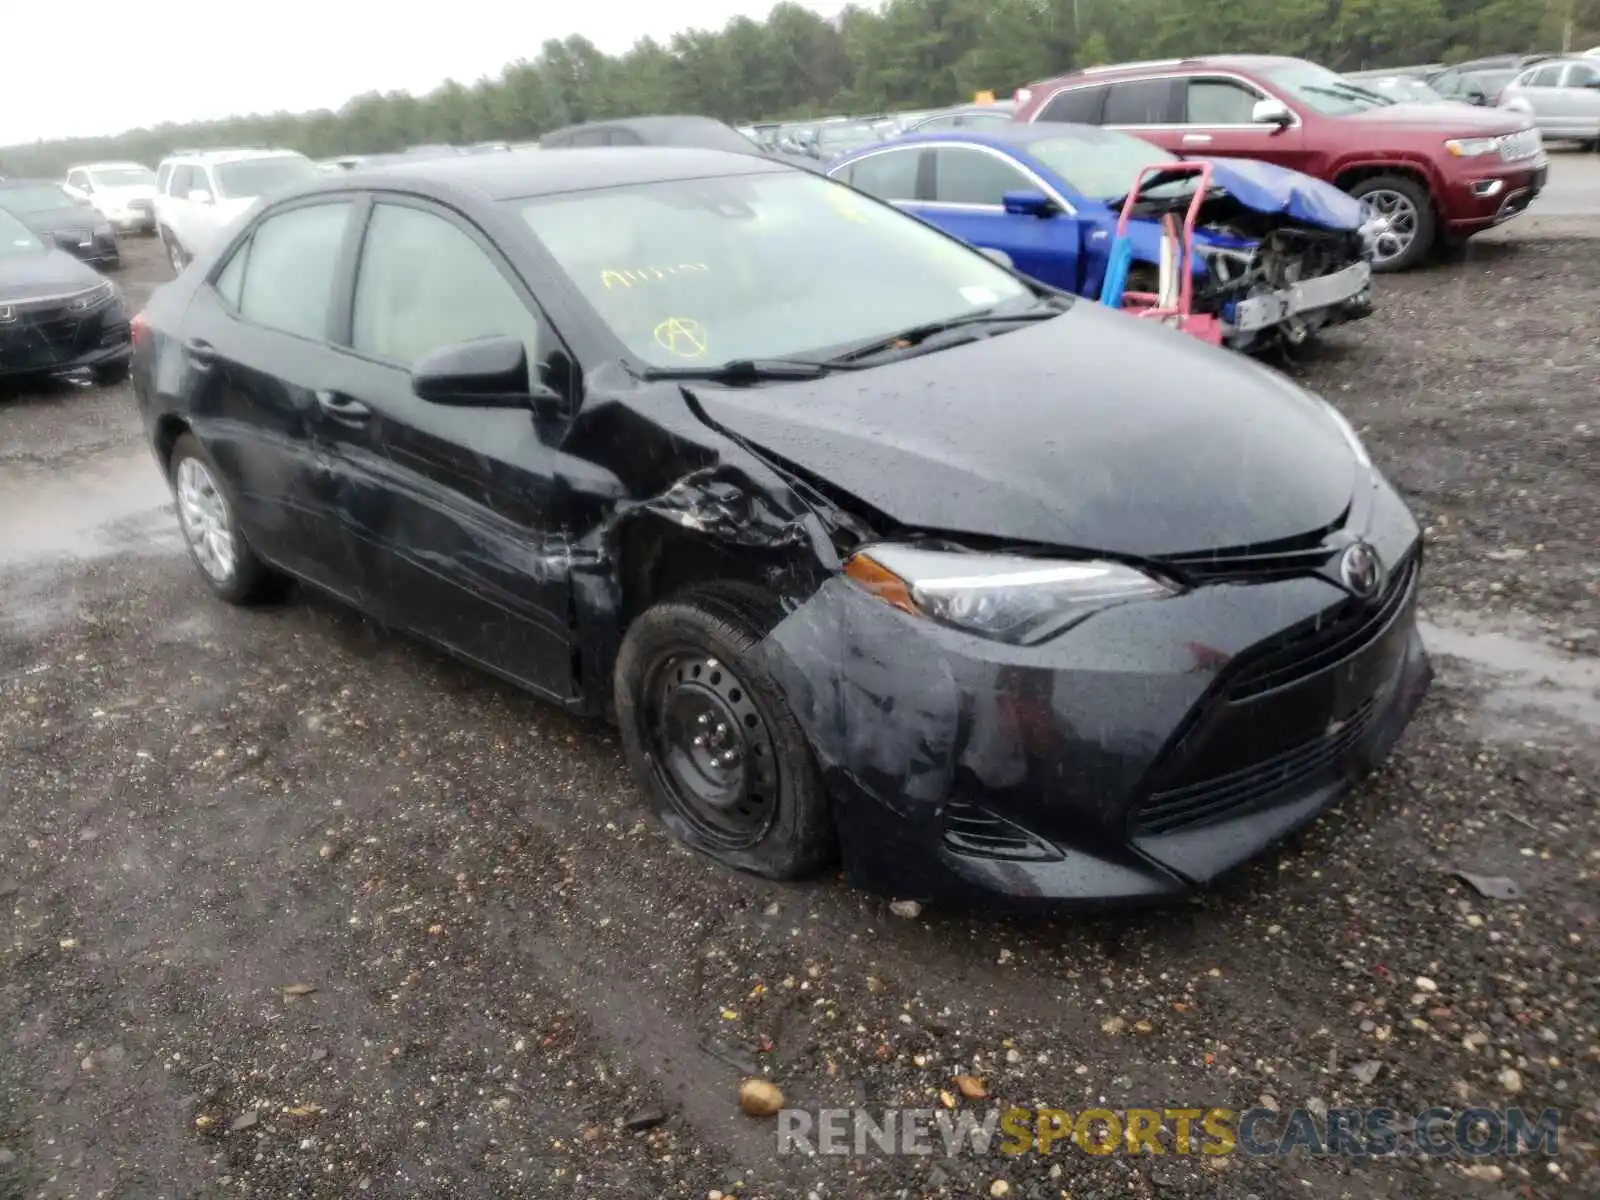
[1348,175,1435,273]
[168,433,281,605]
[160,227,189,275]
[614,584,835,880]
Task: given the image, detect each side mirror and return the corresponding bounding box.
[411,335,563,415]
[1002,189,1057,218]
[188,188,214,204]
[1584,80,1600,90]
[1251,98,1295,128]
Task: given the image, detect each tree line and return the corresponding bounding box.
[2,0,1591,176]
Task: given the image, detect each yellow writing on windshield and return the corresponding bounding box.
[826,185,870,224]
[653,317,708,359]
[601,263,710,289]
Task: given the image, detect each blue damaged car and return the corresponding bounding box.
[826,123,1376,352]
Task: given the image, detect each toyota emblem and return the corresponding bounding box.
[1339,541,1382,599]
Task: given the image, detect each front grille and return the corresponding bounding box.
[942,802,1061,861]
[1157,521,1345,586]
[1224,554,1417,701]
[1498,129,1541,162]
[1133,697,1378,835]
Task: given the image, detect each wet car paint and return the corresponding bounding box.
[131,148,1433,906]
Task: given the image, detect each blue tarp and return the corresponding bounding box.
[1151,157,1367,231]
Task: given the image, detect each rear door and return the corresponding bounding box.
[175,196,364,597]
[319,196,577,699]
[917,145,1081,289]
[1175,74,1311,170]
[1096,77,1184,153]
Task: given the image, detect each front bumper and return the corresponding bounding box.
[1222,260,1374,346]
[0,297,132,378]
[754,475,1432,908]
[1442,154,1547,235]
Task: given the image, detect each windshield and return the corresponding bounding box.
[1025,131,1182,200]
[88,166,156,188]
[1262,61,1395,114]
[664,122,766,155]
[1359,77,1445,104]
[0,184,75,214]
[0,207,44,253]
[213,156,318,199]
[516,170,1034,368]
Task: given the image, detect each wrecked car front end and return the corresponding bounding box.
[1107,157,1376,352]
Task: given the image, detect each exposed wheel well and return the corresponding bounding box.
[617,517,773,630]
[153,415,190,474]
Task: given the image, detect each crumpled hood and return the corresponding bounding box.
[0,246,105,300]
[1189,157,1366,230]
[691,302,1359,558]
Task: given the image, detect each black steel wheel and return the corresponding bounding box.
[642,648,780,850]
[615,584,834,880]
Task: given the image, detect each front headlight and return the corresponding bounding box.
[843,544,1178,644]
[1445,136,1500,157]
[1320,399,1371,469]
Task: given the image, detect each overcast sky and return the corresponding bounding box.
[3,0,844,146]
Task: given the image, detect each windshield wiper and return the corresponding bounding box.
[637,357,864,383]
[828,298,1068,364]
[1300,83,1392,107]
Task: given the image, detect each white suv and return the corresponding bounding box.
[62,161,160,234]
[153,148,319,273]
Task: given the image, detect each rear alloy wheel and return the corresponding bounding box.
[168,434,281,605]
[615,585,834,880]
[1349,175,1435,273]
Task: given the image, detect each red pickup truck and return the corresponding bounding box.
[1012,55,1548,271]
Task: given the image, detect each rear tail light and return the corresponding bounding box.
[130,312,149,347]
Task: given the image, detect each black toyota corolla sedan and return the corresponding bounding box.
[0,207,132,385]
[130,148,1432,907]
[0,179,119,268]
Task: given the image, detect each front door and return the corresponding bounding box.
[1169,75,1311,171]
[322,197,576,700]
[175,197,363,598]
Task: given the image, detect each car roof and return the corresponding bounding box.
[71,161,150,171]
[160,148,306,165]
[348,146,791,200]
[1035,54,1303,86]
[873,122,1142,152]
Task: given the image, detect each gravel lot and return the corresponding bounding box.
[1,172,1596,1200]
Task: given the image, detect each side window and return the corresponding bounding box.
[213,238,249,308]
[930,147,1031,206]
[1565,61,1600,86]
[607,128,643,145]
[171,165,197,197]
[1530,65,1563,86]
[67,170,88,191]
[844,149,920,202]
[1104,78,1176,124]
[351,203,541,368]
[568,128,609,147]
[155,163,173,193]
[1038,85,1106,124]
[235,202,353,340]
[192,166,216,197]
[1184,78,1264,124]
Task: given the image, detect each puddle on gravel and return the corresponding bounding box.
[0,445,175,567]
[1420,609,1600,751]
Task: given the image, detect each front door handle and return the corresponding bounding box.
[1182,133,1213,144]
[315,390,371,424]
[181,337,216,367]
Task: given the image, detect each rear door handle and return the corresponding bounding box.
[315,390,371,423]
[182,337,216,367]
[1182,133,1213,144]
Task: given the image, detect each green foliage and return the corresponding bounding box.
[0,0,1581,175]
